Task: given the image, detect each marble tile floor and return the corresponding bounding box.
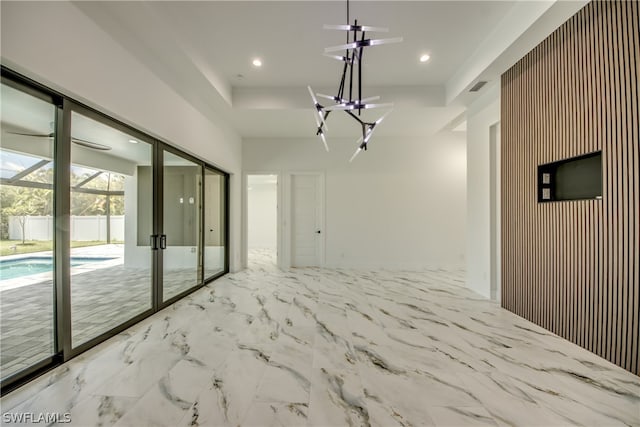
[1,262,220,379]
[1,250,638,426]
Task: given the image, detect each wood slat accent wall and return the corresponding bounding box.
[501,0,639,375]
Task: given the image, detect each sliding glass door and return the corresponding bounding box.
[161,150,202,302]
[0,81,57,381]
[69,110,154,348]
[0,68,230,394]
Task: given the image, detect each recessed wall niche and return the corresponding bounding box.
[538,151,602,202]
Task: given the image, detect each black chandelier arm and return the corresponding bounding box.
[349,20,357,103]
[346,0,350,30]
[358,31,365,115]
[337,58,348,101]
[315,109,332,135]
[323,110,331,125]
[345,109,365,126]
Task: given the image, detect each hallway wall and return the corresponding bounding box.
[243,132,466,270]
[466,83,500,299]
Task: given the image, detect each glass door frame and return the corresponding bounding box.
[63,100,158,358]
[0,74,64,390]
[0,66,230,395]
[157,145,205,308]
[203,166,230,283]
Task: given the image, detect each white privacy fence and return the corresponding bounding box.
[8,216,124,241]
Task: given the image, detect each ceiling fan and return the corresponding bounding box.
[5,131,112,151]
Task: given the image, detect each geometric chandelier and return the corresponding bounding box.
[308,0,402,161]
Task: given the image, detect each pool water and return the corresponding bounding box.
[0,257,116,280]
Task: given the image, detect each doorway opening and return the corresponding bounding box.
[247,174,278,268]
[489,122,501,302]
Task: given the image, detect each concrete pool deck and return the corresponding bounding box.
[0,244,124,292]
[1,243,221,380]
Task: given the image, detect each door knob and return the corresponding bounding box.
[316,230,321,234]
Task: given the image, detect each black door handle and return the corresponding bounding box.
[316,230,321,234]
[150,234,159,250]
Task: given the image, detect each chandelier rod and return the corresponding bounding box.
[345,109,365,126]
[358,31,365,115]
[346,0,350,30]
[337,58,348,100]
[349,20,356,103]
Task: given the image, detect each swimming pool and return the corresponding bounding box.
[0,257,116,280]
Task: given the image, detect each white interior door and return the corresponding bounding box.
[291,174,322,267]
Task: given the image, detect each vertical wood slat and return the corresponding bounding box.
[634,0,639,375]
[578,9,585,343]
[500,0,639,375]
[607,1,616,365]
[630,0,640,376]
[575,10,583,349]
[623,0,634,373]
[593,0,604,359]
[614,0,627,369]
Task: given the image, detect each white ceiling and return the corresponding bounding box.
[19,1,586,140]
[111,1,512,88]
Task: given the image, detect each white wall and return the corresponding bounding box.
[247,178,278,250]
[466,83,500,298]
[243,132,466,270]
[0,1,243,271]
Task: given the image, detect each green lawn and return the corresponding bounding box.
[0,240,118,256]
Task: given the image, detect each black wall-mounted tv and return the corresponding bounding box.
[538,151,602,202]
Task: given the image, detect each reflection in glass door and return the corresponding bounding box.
[162,150,202,301]
[0,82,57,380]
[204,168,226,280]
[70,111,153,348]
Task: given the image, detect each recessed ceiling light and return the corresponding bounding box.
[419,54,430,63]
[129,139,138,144]
[252,58,262,67]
